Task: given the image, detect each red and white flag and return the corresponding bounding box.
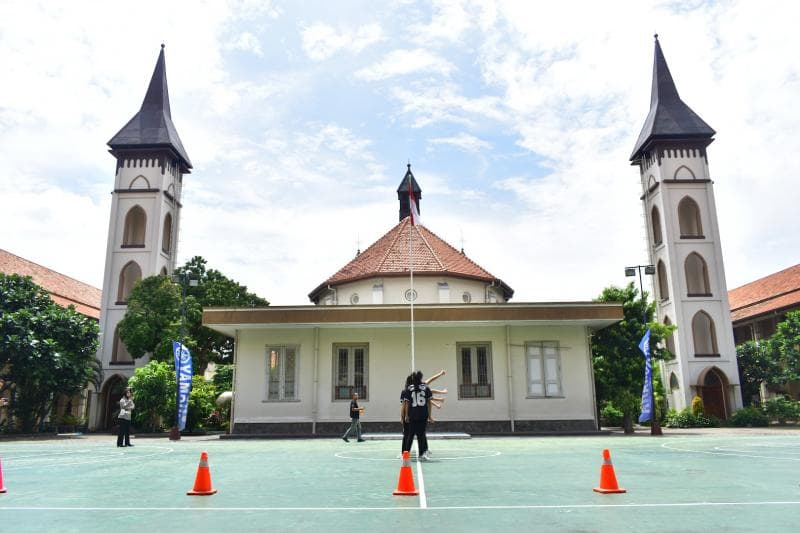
[408,179,421,226]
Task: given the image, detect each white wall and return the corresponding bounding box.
[232,323,595,425]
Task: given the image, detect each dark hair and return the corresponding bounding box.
[405,374,413,387]
[413,371,423,386]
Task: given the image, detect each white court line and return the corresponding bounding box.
[661,442,800,461]
[1,501,800,512]
[3,446,174,470]
[415,442,427,509]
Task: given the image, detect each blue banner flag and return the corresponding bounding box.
[638,329,653,423]
[172,341,193,431]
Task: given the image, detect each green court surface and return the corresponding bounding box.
[1,432,799,532]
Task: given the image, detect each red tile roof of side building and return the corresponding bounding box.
[728,263,800,323]
[0,249,102,320]
[309,217,513,302]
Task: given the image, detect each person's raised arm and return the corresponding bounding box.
[424,369,446,385]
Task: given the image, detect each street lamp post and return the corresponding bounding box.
[169,272,197,441]
[625,264,662,436]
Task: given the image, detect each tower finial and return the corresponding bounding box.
[407,160,411,171]
[654,33,658,41]
[161,42,165,49]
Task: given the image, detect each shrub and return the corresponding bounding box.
[664,407,718,428]
[691,395,704,416]
[728,406,769,427]
[763,397,799,425]
[600,403,624,427]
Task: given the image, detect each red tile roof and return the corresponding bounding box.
[0,249,101,320]
[309,217,513,302]
[728,263,800,323]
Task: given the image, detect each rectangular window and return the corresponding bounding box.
[333,344,369,400]
[457,343,492,399]
[526,341,562,397]
[438,282,450,303]
[372,284,383,304]
[265,345,299,401]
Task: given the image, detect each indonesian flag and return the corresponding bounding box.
[408,178,421,226]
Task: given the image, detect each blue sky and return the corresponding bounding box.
[1,0,798,305]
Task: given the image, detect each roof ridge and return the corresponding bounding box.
[416,226,445,270]
[420,225,495,278]
[375,218,408,272]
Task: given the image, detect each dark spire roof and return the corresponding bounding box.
[396,163,422,222]
[630,35,715,162]
[108,45,192,170]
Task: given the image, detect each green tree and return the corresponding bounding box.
[175,256,268,372]
[212,364,234,393]
[591,283,675,433]
[127,361,175,431]
[772,310,800,383]
[119,257,267,375]
[0,273,100,432]
[117,275,197,363]
[736,340,780,405]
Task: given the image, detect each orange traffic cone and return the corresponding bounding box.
[187,451,217,496]
[0,457,6,493]
[593,449,626,494]
[392,451,418,496]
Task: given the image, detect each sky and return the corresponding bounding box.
[1,0,798,306]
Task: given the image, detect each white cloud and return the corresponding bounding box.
[226,32,264,56]
[300,22,384,61]
[1,0,799,309]
[355,48,456,80]
[429,133,490,152]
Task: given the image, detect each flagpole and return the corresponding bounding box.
[409,218,415,373]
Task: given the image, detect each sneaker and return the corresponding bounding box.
[357,439,365,442]
[423,451,431,460]
[342,437,349,442]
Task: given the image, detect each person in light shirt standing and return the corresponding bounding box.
[116,388,135,447]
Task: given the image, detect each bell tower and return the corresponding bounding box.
[91,45,192,429]
[630,36,742,418]
[396,163,421,222]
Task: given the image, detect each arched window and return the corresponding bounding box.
[160,267,168,276]
[651,206,663,245]
[112,325,133,364]
[692,311,718,356]
[678,197,703,238]
[685,252,711,296]
[657,260,669,301]
[122,206,147,247]
[669,372,680,390]
[663,316,676,355]
[117,261,142,304]
[162,213,173,254]
[674,165,696,180]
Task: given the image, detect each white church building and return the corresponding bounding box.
[630,36,743,418]
[88,45,191,430]
[204,166,622,435]
[89,35,744,432]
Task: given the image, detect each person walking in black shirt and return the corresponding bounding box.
[342,392,365,443]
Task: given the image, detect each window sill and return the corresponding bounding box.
[121,244,146,249]
[687,293,713,298]
[679,235,705,239]
[694,353,721,358]
[457,397,494,400]
[526,395,565,399]
[114,301,128,306]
